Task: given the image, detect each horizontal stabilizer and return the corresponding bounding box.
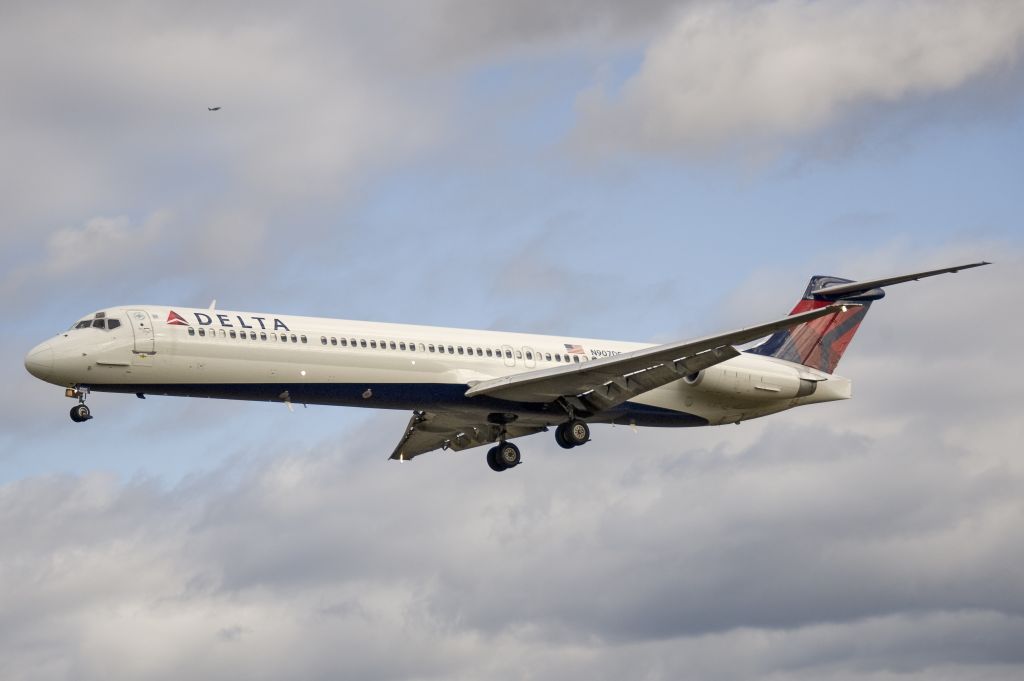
[811,261,990,298]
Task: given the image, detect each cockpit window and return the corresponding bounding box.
[92,319,105,328]
[74,321,91,329]
[108,319,121,330]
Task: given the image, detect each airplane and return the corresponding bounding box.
[24,262,988,472]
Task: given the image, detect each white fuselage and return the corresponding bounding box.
[24,306,851,428]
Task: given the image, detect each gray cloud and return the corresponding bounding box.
[3,246,1021,680]
[573,0,1024,157]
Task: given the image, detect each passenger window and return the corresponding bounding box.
[340,338,348,347]
[545,353,551,361]
[360,339,367,348]
[230,330,237,339]
[370,340,377,349]
[198,328,206,337]
[300,335,307,343]
[270,333,277,341]
[486,349,492,357]
[457,346,464,355]
[573,355,580,363]
[108,319,121,330]
[516,350,522,359]
[188,328,195,336]
[505,350,512,358]
[429,344,435,353]
[399,342,406,351]
[291,334,298,343]
[249,332,256,340]
[260,332,267,340]
[525,351,533,360]
[321,336,328,345]
[388,341,396,350]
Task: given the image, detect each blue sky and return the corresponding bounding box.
[2,2,1023,679]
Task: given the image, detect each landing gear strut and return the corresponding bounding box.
[486,441,521,472]
[555,420,589,448]
[68,386,92,423]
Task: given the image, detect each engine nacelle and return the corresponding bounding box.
[682,365,817,401]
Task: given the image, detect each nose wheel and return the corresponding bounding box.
[67,386,93,422]
[70,404,92,422]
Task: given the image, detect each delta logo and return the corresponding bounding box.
[167,310,190,326]
[166,309,291,332]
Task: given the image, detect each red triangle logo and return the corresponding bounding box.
[167,310,190,326]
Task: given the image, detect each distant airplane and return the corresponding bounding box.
[207,106,221,111]
[24,262,988,472]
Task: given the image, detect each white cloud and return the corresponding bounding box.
[574,0,1024,155]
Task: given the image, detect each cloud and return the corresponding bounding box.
[574,0,1024,156]
[3,246,1022,679]
[0,2,446,275]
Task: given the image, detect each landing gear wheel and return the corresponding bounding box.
[486,446,505,472]
[496,441,521,469]
[70,404,91,422]
[565,420,589,446]
[554,423,575,449]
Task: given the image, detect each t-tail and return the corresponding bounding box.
[748,262,990,374]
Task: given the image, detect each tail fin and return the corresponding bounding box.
[748,275,880,373]
[748,262,989,374]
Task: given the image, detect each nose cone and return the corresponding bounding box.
[24,342,55,381]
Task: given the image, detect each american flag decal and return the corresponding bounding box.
[564,343,585,355]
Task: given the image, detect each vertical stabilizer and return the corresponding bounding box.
[748,276,881,373]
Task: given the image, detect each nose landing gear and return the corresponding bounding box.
[67,386,92,422]
[70,404,92,422]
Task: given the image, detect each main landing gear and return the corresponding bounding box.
[68,386,93,422]
[487,441,521,472]
[484,420,591,472]
[554,419,590,449]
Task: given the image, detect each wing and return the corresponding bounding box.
[390,409,546,461]
[465,304,850,413]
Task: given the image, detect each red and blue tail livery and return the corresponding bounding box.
[749,275,881,373]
